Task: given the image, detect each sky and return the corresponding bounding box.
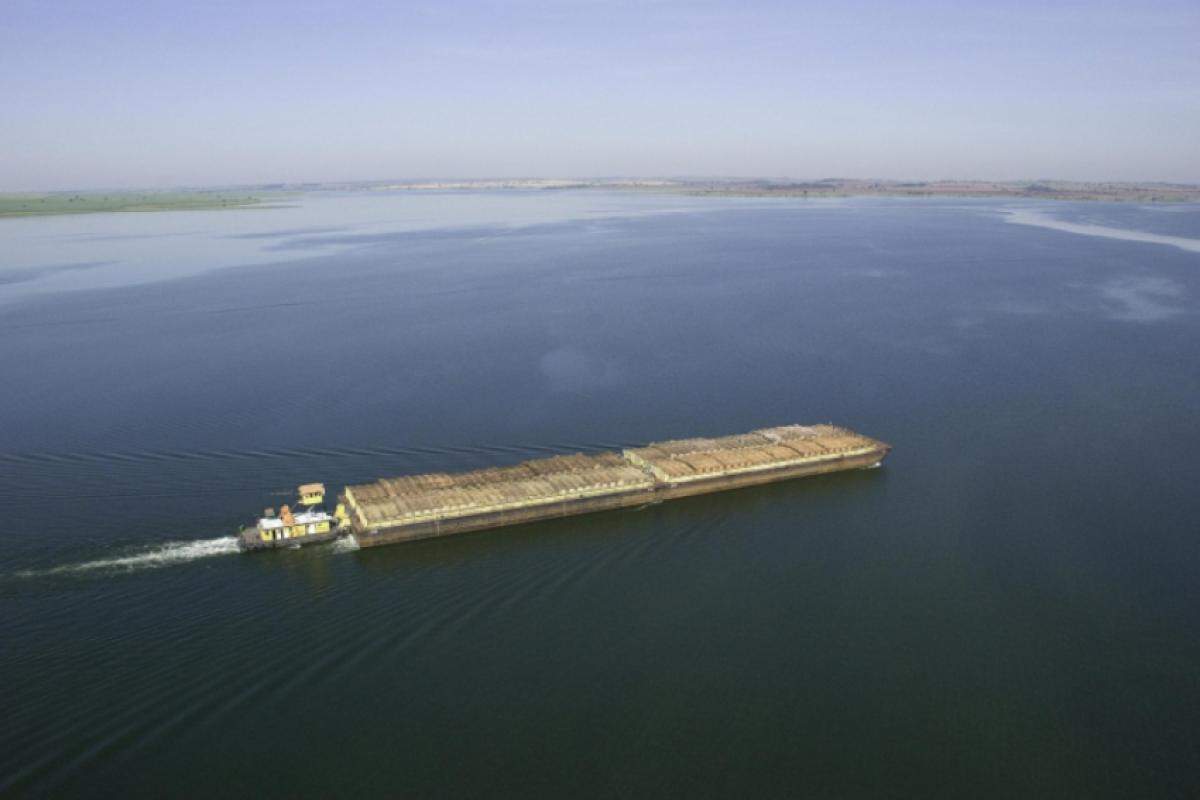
[3,0,1198,190]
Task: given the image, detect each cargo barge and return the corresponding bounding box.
[328,423,890,550]
[241,424,889,551]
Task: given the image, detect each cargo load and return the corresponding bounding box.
[342,424,890,549]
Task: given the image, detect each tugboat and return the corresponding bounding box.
[238,483,350,551]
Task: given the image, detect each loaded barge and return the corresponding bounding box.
[241,424,890,551]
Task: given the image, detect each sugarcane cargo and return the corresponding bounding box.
[342,424,890,549]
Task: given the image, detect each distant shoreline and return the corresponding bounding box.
[345,177,1200,203]
[0,191,282,219]
[652,178,1200,203]
[3,179,1197,219]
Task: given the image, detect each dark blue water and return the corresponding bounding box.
[2,194,1199,797]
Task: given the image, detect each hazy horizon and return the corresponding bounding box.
[4,0,1199,191]
[9,174,1200,196]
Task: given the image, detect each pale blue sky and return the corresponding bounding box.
[3,0,1198,190]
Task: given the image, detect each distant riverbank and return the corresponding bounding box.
[5,178,1198,220]
[362,177,1200,203]
[0,190,281,218]
[655,178,1200,203]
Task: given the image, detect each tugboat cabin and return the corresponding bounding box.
[298,483,326,506]
[257,505,334,543]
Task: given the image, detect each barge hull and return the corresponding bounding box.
[655,448,884,502]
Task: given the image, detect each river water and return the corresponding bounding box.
[2,191,1199,797]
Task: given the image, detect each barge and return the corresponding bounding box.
[241,424,890,551]
[339,424,890,550]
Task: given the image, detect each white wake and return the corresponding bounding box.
[1003,209,1200,254]
[17,536,241,578]
[332,535,360,553]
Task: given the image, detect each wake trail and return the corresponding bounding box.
[14,537,241,578]
[1002,209,1200,254]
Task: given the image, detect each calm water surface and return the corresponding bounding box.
[2,192,1199,797]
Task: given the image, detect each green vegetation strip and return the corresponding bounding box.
[0,191,268,218]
